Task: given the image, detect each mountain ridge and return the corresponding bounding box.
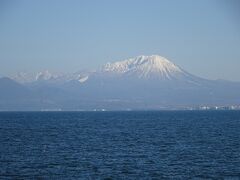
[12,55,204,84]
[1,55,239,110]
[101,55,187,80]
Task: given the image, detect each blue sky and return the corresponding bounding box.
[0,0,240,81]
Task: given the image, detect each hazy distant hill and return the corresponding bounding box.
[1,55,240,110]
[0,77,31,100]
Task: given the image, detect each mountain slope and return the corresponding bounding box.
[12,55,202,84]
[0,77,74,111]
[0,77,32,100]
[102,55,186,79]
[3,55,240,110]
[55,55,239,109]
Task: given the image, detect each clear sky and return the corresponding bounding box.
[0,0,240,81]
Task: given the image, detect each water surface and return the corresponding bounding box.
[0,111,240,179]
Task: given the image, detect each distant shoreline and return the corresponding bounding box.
[0,109,240,113]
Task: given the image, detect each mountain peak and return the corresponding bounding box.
[12,55,190,83]
[102,55,185,79]
[36,70,53,81]
[136,55,170,63]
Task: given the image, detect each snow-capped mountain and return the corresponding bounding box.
[36,70,54,81]
[12,55,196,84]
[13,72,36,84]
[13,55,192,84]
[102,55,187,80]
[13,70,60,83]
[13,70,92,84]
[3,55,240,110]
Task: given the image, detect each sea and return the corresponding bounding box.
[0,111,240,179]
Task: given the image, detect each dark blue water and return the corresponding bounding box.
[0,111,240,179]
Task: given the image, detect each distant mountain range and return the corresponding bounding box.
[1,55,240,111]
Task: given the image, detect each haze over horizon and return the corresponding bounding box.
[1,0,240,81]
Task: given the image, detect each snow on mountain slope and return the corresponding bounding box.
[13,72,36,83]
[12,55,197,84]
[13,71,58,83]
[12,70,93,85]
[102,55,188,80]
[36,70,54,81]
[4,55,240,110]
